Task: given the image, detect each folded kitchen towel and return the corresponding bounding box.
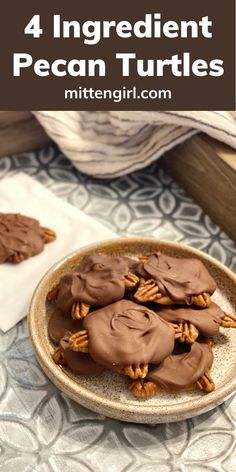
[0,173,116,332]
[34,111,236,178]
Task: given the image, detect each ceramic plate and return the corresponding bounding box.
[28,238,236,424]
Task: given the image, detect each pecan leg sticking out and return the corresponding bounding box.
[53,347,65,365]
[124,272,140,290]
[116,364,148,380]
[47,284,60,301]
[68,330,89,353]
[128,380,160,398]
[138,255,148,264]
[134,279,163,303]
[8,252,25,264]
[71,302,90,320]
[41,227,57,244]
[221,313,236,328]
[196,370,215,393]
[173,322,199,344]
[191,292,211,308]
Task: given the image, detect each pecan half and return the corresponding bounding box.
[221,313,236,328]
[68,330,89,353]
[138,255,148,264]
[53,347,65,365]
[47,284,59,301]
[116,364,148,380]
[173,322,199,344]
[124,272,140,290]
[155,296,177,305]
[191,292,211,308]
[128,380,160,398]
[8,252,25,263]
[134,279,162,303]
[41,226,57,244]
[196,370,215,393]
[157,292,212,307]
[205,338,215,348]
[71,301,90,320]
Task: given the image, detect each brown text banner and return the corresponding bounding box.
[0,0,235,110]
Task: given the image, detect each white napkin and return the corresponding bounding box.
[0,173,116,332]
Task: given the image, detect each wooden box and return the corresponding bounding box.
[0,111,50,156]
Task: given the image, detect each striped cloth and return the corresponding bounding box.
[34,111,236,178]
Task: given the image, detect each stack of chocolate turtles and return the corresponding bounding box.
[47,252,236,399]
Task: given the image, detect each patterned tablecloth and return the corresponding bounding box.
[0,145,236,472]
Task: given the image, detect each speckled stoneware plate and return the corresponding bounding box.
[28,238,236,424]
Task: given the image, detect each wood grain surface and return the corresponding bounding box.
[161,133,236,243]
[0,111,51,156]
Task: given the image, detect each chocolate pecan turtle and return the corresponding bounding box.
[128,342,215,398]
[0,213,56,264]
[134,252,216,308]
[156,303,236,343]
[47,254,139,319]
[74,300,176,379]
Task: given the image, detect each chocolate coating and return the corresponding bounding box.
[83,300,175,369]
[48,309,83,344]
[59,334,105,376]
[143,252,216,303]
[147,342,213,391]
[157,302,225,338]
[0,213,45,263]
[56,253,134,313]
